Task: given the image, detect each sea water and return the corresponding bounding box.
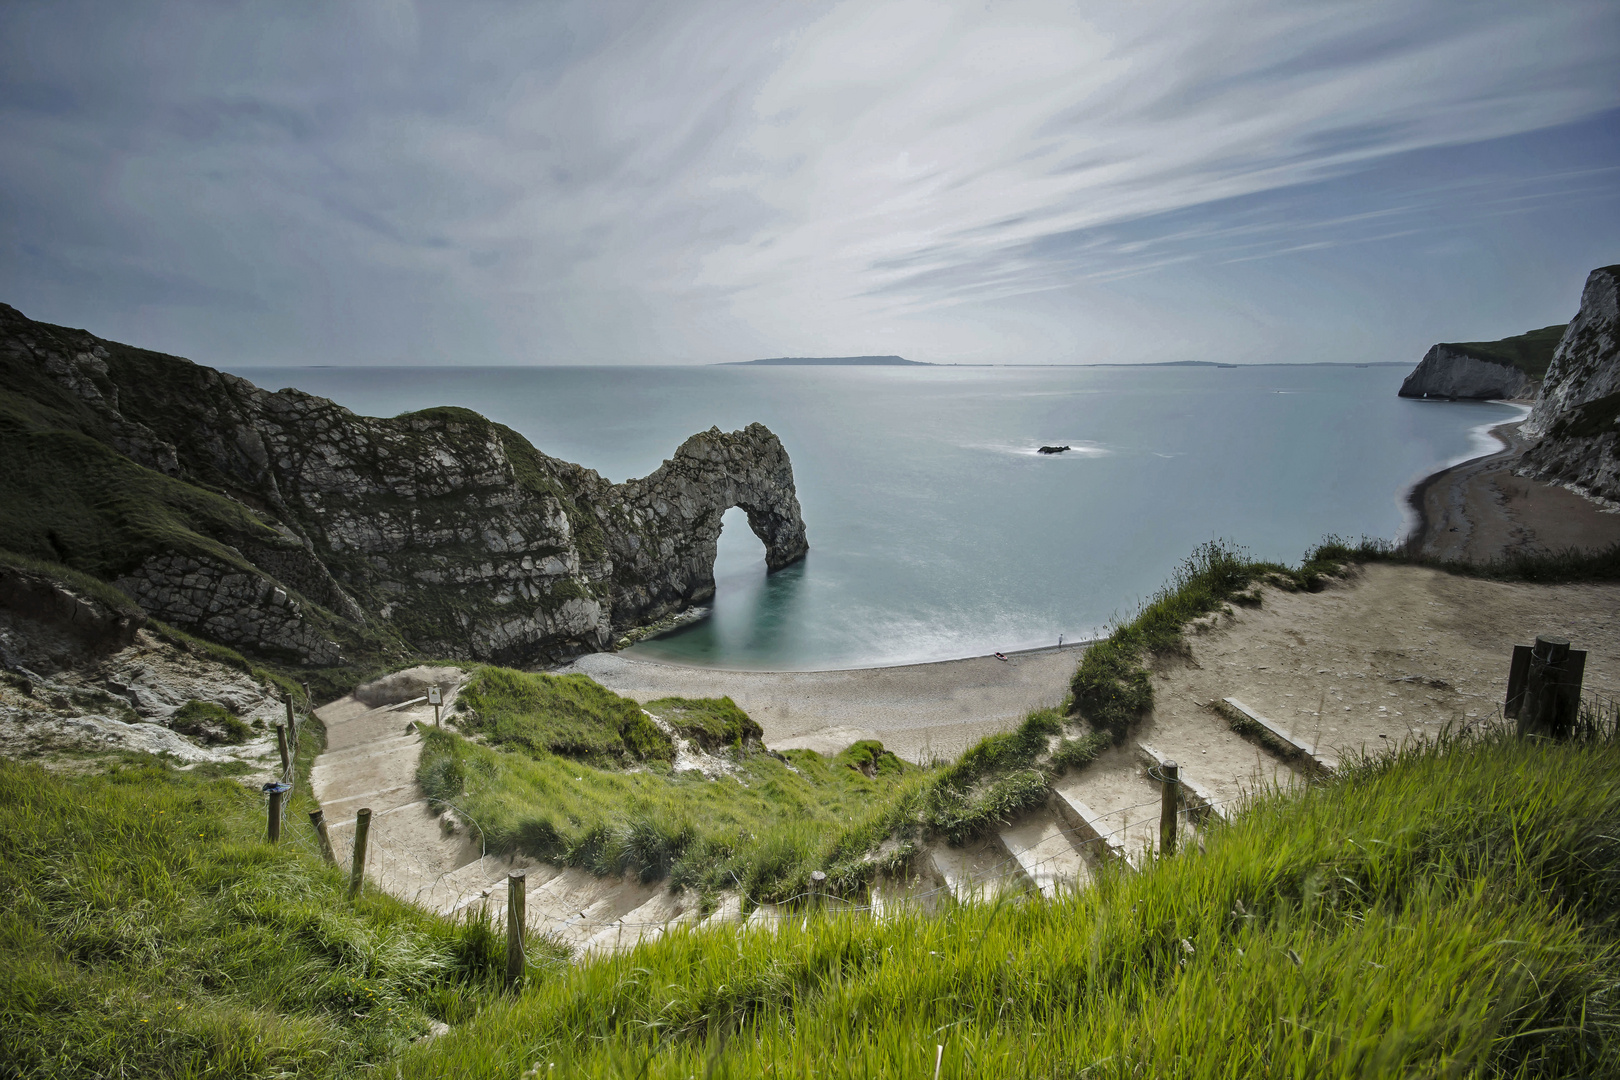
[228,363,1517,670]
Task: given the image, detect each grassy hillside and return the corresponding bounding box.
[1445,323,1567,380]
[11,720,1620,1078]
[402,724,1620,1078]
[424,666,1118,904]
[0,752,562,1079]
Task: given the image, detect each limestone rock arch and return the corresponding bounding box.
[606,423,809,628]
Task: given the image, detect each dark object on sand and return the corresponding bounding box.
[994,652,1009,661]
[1037,445,1071,455]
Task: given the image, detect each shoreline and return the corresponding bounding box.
[613,636,1096,677]
[1401,407,1620,561]
[1401,413,1527,551]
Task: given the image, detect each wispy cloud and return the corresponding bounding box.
[0,0,1616,364]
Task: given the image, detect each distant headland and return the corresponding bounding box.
[723,355,931,366]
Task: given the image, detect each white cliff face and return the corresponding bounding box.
[1397,345,1537,401]
[2,303,809,668]
[1517,266,1620,503]
[1523,267,1620,439]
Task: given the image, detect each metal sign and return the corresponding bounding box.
[428,686,442,705]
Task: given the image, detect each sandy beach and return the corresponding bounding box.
[558,645,1086,762]
[1406,418,1620,560]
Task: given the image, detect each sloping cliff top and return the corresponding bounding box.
[1439,324,1567,381]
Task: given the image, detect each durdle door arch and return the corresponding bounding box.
[605,423,810,628]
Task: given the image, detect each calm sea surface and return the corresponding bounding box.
[228,363,1518,670]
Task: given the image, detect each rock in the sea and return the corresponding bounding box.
[1037,445,1071,455]
[1517,265,1620,503]
[0,303,810,667]
[1398,344,1539,401]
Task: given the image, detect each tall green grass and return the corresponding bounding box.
[455,667,673,763]
[402,731,1620,1078]
[0,755,559,1079]
[418,725,933,902]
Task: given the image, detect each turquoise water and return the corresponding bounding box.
[229,363,1517,670]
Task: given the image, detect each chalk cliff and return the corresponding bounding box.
[1397,345,1538,400]
[1517,266,1620,503]
[0,303,807,668]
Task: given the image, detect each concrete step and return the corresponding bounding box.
[313,734,420,764]
[996,811,1093,897]
[928,836,1032,900]
[1050,787,1134,867]
[318,782,418,813]
[1217,697,1336,776]
[582,889,705,954]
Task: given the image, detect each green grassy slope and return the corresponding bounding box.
[424,666,1117,904]
[1444,323,1567,380]
[403,729,1620,1079]
[0,751,559,1079]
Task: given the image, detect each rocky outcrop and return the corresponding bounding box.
[1398,344,1538,400]
[114,553,344,666]
[0,303,809,667]
[0,564,145,653]
[1517,266,1620,503]
[607,425,810,626]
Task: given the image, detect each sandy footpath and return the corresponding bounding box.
[1149,562,1620,773]
[559,646,1085,763]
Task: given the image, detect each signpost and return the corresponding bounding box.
[429,685,442,727]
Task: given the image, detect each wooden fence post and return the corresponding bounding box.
[267,785,285,842]
[309,809,337,864]
[275,724,291,775]
[1159,761,1179,856]
[348,808,372,899]
[810,869,827,911]
[506,870,527,990]
[1527,636,1571,738]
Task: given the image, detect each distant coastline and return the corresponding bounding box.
[722,355,930,366]
[713,357,1411,369]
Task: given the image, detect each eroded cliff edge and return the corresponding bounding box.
[0,303,807,669]
[1517,265,1620,504]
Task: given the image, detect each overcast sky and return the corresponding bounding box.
[2,0,1617,366]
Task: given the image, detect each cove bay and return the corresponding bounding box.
[230,362,1517,670]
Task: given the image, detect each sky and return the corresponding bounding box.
[1,0,1617,367]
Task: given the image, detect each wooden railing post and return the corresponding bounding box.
[266,784,285,842]
[1159,761,1180,856]
[309,809,337,864]
[506,870,527,990]
[275,723,291,775]
[348,808,372,899]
